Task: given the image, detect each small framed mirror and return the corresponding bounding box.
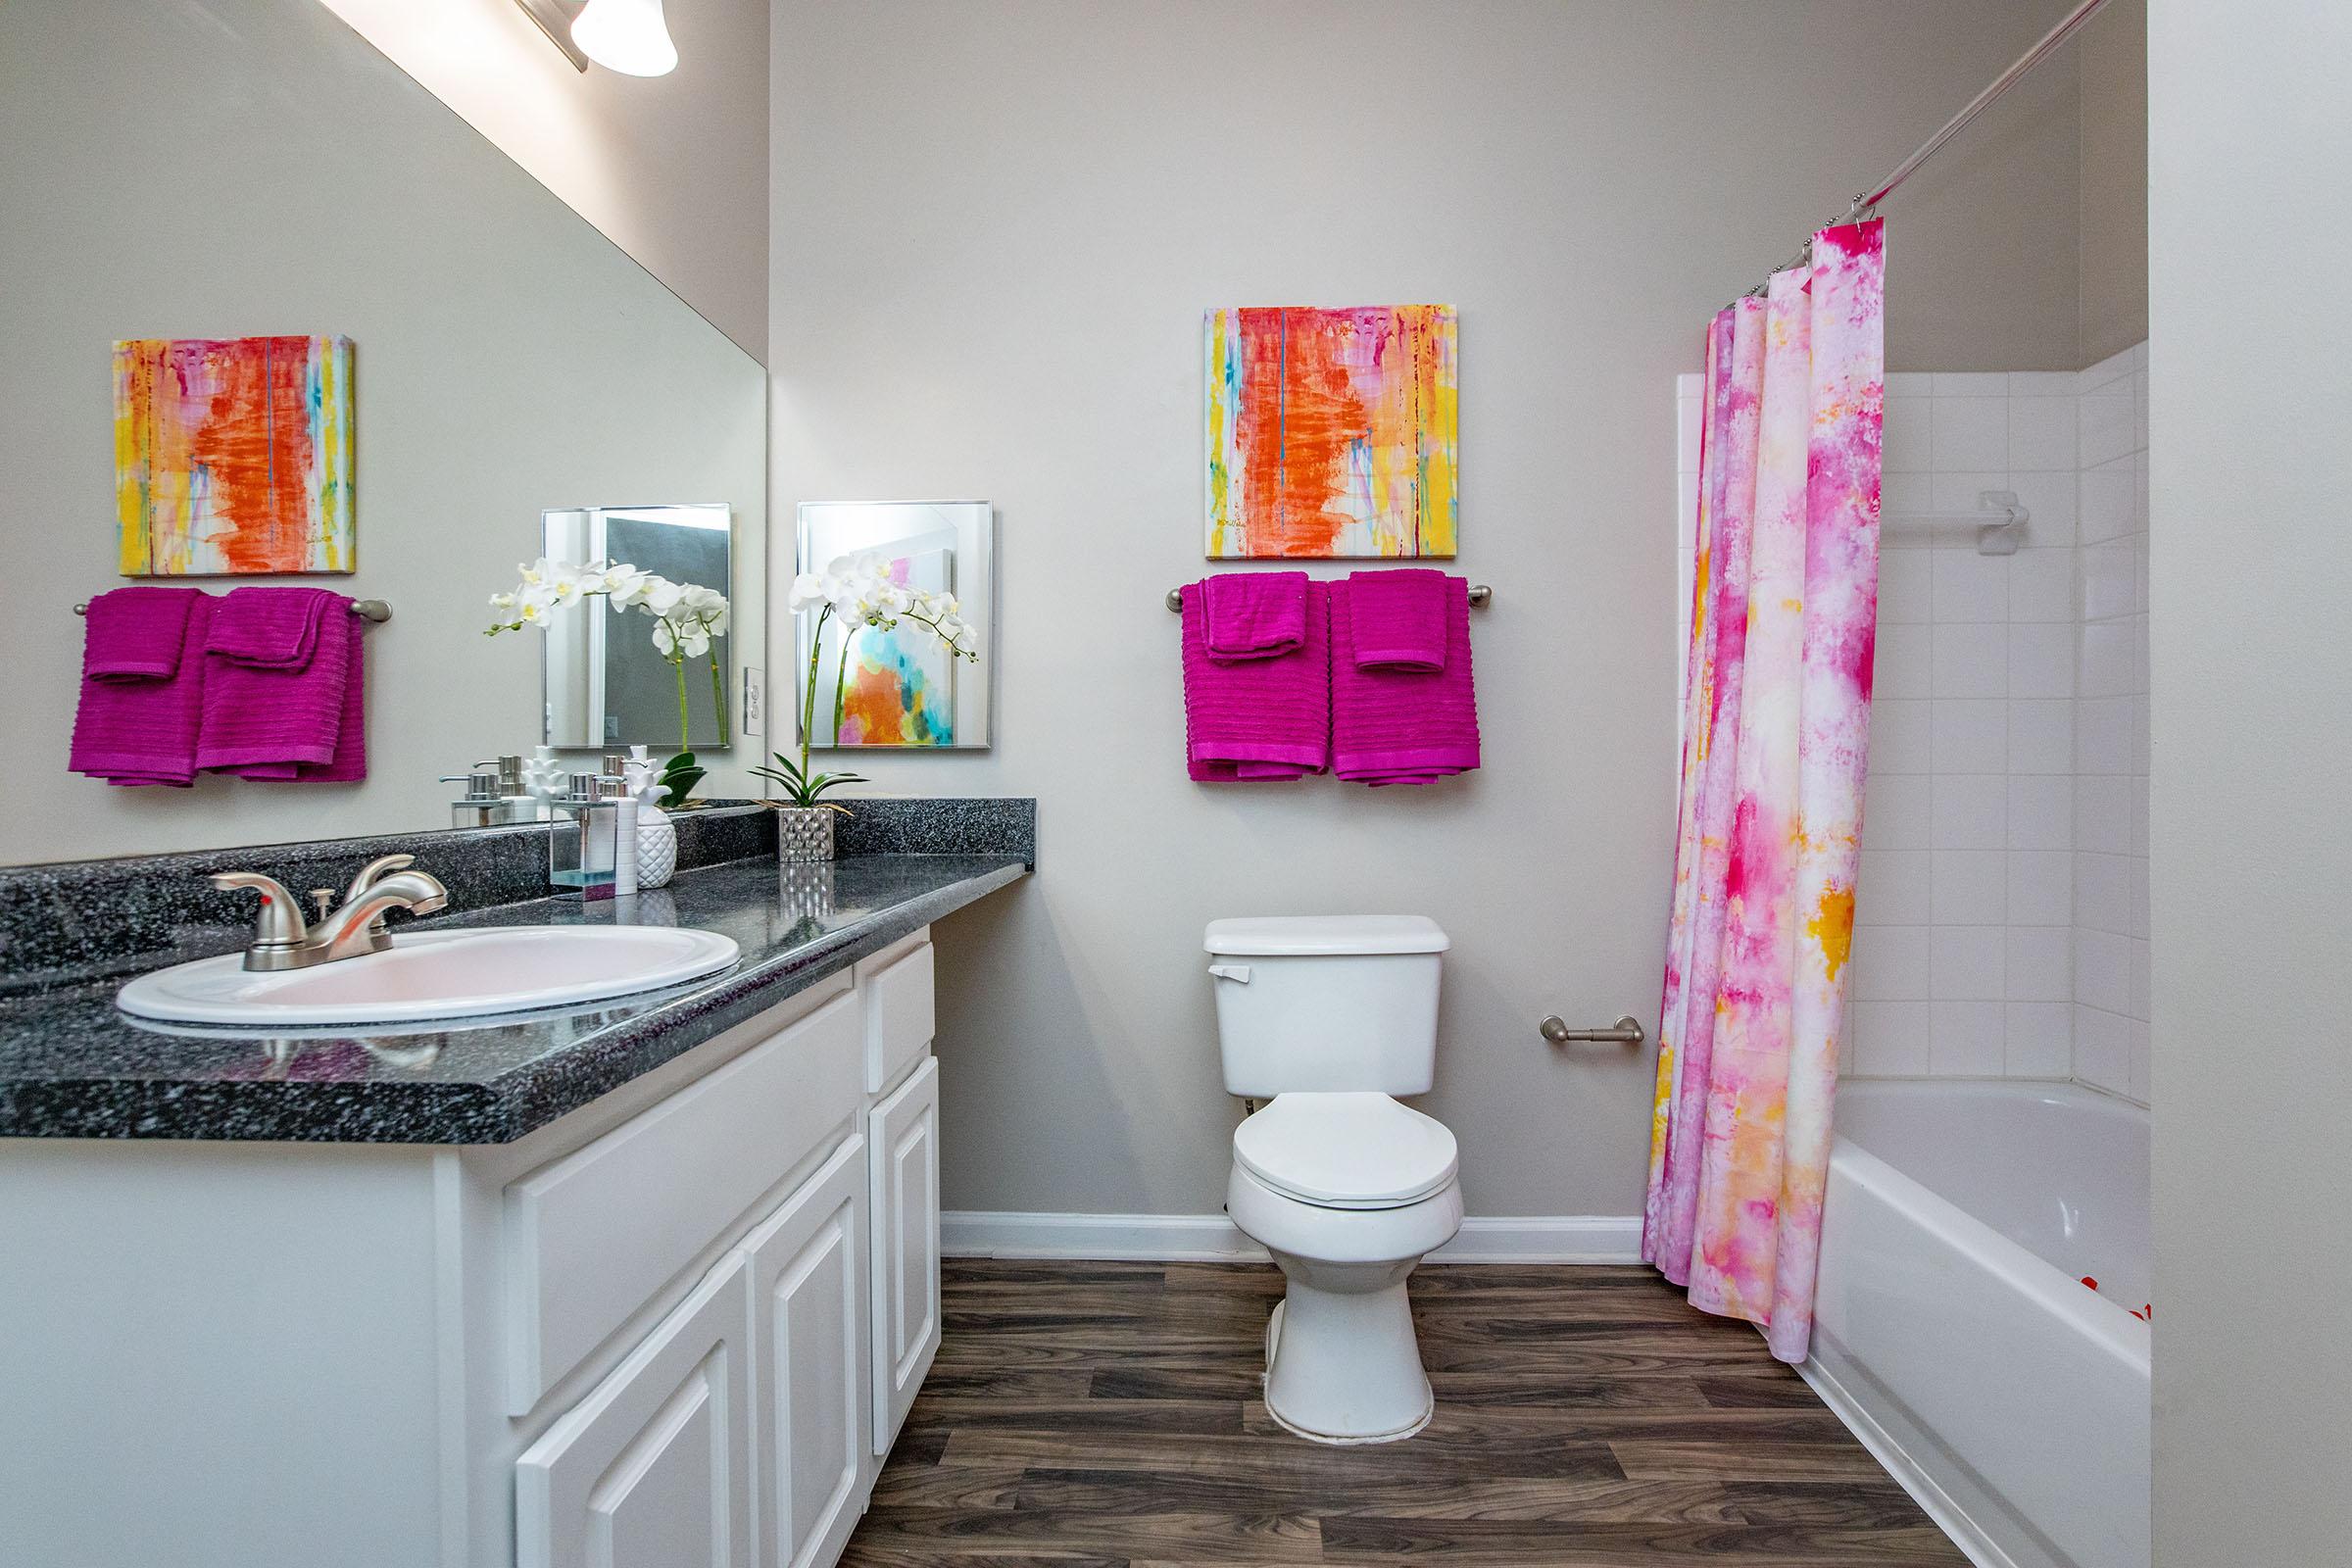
[796,501,994,750]
[542,504,733,751]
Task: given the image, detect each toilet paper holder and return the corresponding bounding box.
[1540,1014,1646,1048]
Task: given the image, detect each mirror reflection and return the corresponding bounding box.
[541,506,734,752]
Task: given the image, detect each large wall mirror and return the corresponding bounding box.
[543,506,734,752]
[4,0,766,865]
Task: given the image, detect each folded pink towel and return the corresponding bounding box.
[70,591,217,786]
[82,587,201,681]
[1347,567,1449,672]
[205,585,336,669]
[196,589,365,781]
[1203,571,1309,662]
[1180,579,1330,782]
[1331,575,1480,786]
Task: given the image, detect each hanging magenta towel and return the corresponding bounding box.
[1347,567,1450,672]
[70,591,218,786]
[1330,575,1480,785]
[82,586,201,680]
[1180,579,1330,781]
[196,589,365,781]
[1202,570,1309,662]
[204,584,334,669]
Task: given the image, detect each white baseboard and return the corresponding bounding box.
[940,1210,1642,1264]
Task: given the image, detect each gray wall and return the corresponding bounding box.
[2149,0,2352,1557]
[769,0,2087,1218]
[1,0,767,865]
[321,0,772,361]
[2079,0,2149,363]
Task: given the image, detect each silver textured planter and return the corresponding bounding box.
[774,806,836,864]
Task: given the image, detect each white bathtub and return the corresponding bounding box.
[1807,1081,2150,1568]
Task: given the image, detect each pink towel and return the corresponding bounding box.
[1330,575,1480,786]
[83,587,200,680]
[205,584,335,669]
[196,589,367,782]
[1203,571,1308,662]
[1180,579,1330,782]
[1347,567,1449,672]
[70,590,218,787]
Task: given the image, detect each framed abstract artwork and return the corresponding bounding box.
[1204,305,1457,559]
[796,500,994,749]
[114,334,355,575]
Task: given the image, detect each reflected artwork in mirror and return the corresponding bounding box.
[4,0,765,867]
[541,505,733,752]
[796,502,993,750]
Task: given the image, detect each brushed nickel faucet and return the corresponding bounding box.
[210,854,450,972]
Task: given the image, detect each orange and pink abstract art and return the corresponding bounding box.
[114,335,354,575]
[1204,306,1457,559]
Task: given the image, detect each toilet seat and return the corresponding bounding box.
[1233,1092,1459,1210]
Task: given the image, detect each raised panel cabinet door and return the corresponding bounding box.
[866,1055,941,1455]
[739,1135,867,1568]
[515,1251,753,1568]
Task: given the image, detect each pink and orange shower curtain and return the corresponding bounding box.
[1643,220,1885,1364]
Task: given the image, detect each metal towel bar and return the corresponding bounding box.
[75,597,392,622]
[1166,583,1491,612]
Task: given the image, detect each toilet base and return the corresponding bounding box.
[1258,1260,1435,1445]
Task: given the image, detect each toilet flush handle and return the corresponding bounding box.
[1207,963,1253,984]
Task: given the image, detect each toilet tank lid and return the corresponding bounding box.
[1203,915,1449,956]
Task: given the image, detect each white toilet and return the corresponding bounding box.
[1206,915,1463,1444]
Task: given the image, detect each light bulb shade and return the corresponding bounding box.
[570,0,677,76]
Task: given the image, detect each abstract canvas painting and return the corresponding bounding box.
[115,335,355,575]
[1204,305,1457,559]
[798,501,994,750]
[832,540,957,746]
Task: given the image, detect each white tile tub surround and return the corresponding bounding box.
[1858,372,2078,1083]
[1667,353,2149,1103]
[2071,343,2152,1104]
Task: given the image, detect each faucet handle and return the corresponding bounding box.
[208,871,311,952]
[342,854,416,905]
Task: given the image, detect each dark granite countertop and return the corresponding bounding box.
[0,854,1026,1145]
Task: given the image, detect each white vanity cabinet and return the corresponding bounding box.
[1,925,945,1568]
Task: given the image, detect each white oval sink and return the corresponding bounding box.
[117,926,741,1027]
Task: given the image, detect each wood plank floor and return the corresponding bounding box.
[842,1258,1967,1566]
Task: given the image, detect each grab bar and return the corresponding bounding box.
[1540,1014,1646,1047]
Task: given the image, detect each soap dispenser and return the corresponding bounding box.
[550,771,624,897]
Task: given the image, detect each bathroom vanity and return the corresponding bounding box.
[0,808,1030,1568]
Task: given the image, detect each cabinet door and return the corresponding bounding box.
[740,1136,867,1568]
[516,1251,752,1568]
[867,1055,941,1455]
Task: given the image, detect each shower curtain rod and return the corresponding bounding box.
[1740,0,2114,296]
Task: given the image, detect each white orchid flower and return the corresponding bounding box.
[638,575,688,617]
[489,591,516,610]
[787,572,827,612]
[599,562,653,607]
[653,616,710,660]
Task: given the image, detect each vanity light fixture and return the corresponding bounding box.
[569,0,678,76]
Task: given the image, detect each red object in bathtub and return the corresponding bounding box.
[2081,1276,2099,1291]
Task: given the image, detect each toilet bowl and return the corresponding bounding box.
[1224,1091,1463,1443]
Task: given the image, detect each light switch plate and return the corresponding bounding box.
[741,667,764,737]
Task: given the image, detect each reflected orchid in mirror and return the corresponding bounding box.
[486,557,731,793]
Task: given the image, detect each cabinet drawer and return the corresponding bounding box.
[505,987,863,1414]
[860,936,934,1095]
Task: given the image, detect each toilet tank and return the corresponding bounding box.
[1204,916,1448,1097]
